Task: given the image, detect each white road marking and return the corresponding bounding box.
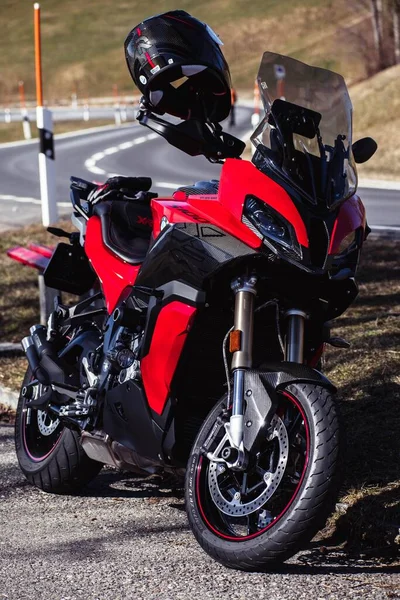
[84,132,158,176]
[103,146,118,155]
[155,182,183,189]
[0,194,41,204]
[0,194,70,207]
[359,179,400,191]
[371,225,400,232]
[118,141,134,150]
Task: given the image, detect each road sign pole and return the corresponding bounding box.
[34,2,57,227]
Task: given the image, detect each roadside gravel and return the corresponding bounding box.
[0,424,398,600]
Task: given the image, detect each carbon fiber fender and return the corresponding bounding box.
[242,362,336,452]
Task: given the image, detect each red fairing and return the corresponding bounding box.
[151,194,262,249]
[84,216,141,314]
[329,194,366,254]
[151,160,308,249]
[218,159,309,248]
[141,302,196,415]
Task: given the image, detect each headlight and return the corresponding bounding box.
[243,196,302,260]
[334,231,357,257]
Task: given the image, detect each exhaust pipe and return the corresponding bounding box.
[22,325,61,386]
[30,324,55,359]
[21,336,49,384]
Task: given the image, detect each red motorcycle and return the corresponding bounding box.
[15,52,376,570]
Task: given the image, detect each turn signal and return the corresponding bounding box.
[229,330,242,353]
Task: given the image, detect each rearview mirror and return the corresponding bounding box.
[352,137,378,164]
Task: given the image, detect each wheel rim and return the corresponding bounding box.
[195,391,310,541]
[22,383,63,462]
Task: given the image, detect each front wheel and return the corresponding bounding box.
[185,383,341,571]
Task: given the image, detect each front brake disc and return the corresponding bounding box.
[208,415,289,516]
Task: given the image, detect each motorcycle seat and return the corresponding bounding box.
[175,179,219,196]
[93,200,152,265]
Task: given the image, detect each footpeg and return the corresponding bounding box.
[326,336,350,349]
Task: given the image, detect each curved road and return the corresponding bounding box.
[0,105,398,232]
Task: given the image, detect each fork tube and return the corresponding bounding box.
[285,309,307,363]
[231,278,257,372]
[229,276,257,447]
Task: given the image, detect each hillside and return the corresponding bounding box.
[0,0,372,102]
[351,63,400,180]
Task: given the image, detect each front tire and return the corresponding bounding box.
[185,383,341,571]
[15,368,102,494]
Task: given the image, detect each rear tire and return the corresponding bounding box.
[15,368,102,494]
[185,383,341,571]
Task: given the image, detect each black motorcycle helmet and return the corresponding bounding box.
[124,10,232,123]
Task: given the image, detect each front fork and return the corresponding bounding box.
[227,275,307,454]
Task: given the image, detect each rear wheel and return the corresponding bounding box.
[185,383,341,571]
[15,368,102,494]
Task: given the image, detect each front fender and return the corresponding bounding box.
[259,361,336,393]
[242,363,336,452]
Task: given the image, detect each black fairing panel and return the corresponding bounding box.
[59,329,102,360]
[44,242,97,295]
[103,380,163,461]
[135,223,256,289]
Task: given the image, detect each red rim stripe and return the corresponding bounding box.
[195,391,310,542]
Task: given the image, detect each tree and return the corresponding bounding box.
[392,0,400,64]
[370,0,385,69]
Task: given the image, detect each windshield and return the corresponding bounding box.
[251,52,357,208]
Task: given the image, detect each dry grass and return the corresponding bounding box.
[0,219,76,346]
[1,2,397,177]
[0,0,371,102]
[352,64,400,180]
[0,220,399,557]
[320,233,400,558]
[0,119,114,144]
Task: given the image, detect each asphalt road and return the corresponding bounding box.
[1,424,398,600]
[0,105,398,231]
[0,107,250,230]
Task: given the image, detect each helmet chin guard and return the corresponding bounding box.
[136,97,245,163]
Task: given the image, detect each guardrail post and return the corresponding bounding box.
[19,81,32,140]
[83,102,90,122]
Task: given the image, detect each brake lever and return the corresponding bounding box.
[47,227,71,239]
[47,227,80,245]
